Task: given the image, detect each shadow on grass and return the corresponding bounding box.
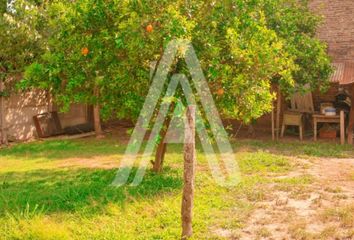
[2,133,354,162]
[0,167,183,217]
[0,139,128,160]
[0,139,187,161]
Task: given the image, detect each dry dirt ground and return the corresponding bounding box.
[236,157,354,240]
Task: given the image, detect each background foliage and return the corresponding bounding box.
[0,0,44,92]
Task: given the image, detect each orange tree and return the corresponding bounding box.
[22,0,331,136]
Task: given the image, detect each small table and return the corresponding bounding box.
[313,111,345,144]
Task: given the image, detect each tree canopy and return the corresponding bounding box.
[19,0,332,128]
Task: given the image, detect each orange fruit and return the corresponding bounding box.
[81,47,89,56]
[146,24,153,33]
[217,88,224,96]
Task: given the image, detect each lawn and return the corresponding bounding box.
[0,138,353,239]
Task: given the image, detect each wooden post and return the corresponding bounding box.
[348,110,354,145]
[348,84,354,145]
[276,86,282,140]
[271,99,275,141]
[181,105,196,239]
[314,117,317,141]
[340,110,345,145]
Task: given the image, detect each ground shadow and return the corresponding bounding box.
[0,139,128,160]
[0,167,183,217]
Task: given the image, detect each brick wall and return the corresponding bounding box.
[310,0,354,62]
[248,1,354,133]
[310,0,354,107]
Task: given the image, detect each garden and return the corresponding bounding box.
[0,0,353,239]
[0,137,353,239]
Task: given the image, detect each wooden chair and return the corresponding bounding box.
[281,91,314,141]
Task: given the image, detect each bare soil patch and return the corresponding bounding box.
[237,157,354,240]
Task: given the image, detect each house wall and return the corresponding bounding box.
[0,90,90,141]
[56,104,90,129]
[248,1,354,133]
[4,90,49,140]
[310,0,354,62]
[308,0,353,111]
[309,0,354,111]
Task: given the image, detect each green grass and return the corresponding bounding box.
[238,151,291,174]
[0,138,350,239]
[233,139,354,158]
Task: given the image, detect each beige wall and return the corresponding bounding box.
[0,90,90,141]
[4,90,49,140]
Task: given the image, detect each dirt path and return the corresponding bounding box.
[238,157,354,240]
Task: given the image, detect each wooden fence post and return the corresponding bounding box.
[276,86,282,140]
[271,99,275,141]
[181,105,196,239]
[348,84,354,145]
[340,110,345,145]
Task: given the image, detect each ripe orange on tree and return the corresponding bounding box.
[217,88,224,96]
[146,24,153,33]
[81,47,89,56]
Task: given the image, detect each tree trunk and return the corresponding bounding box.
[0,79,8,146]
[152,103,174,173]
[93,104,104,138]
[247,124,255,137]
[348,84,354,145]
[93,87,104,139]
[181,105,196,239]
[153,141,167,172]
